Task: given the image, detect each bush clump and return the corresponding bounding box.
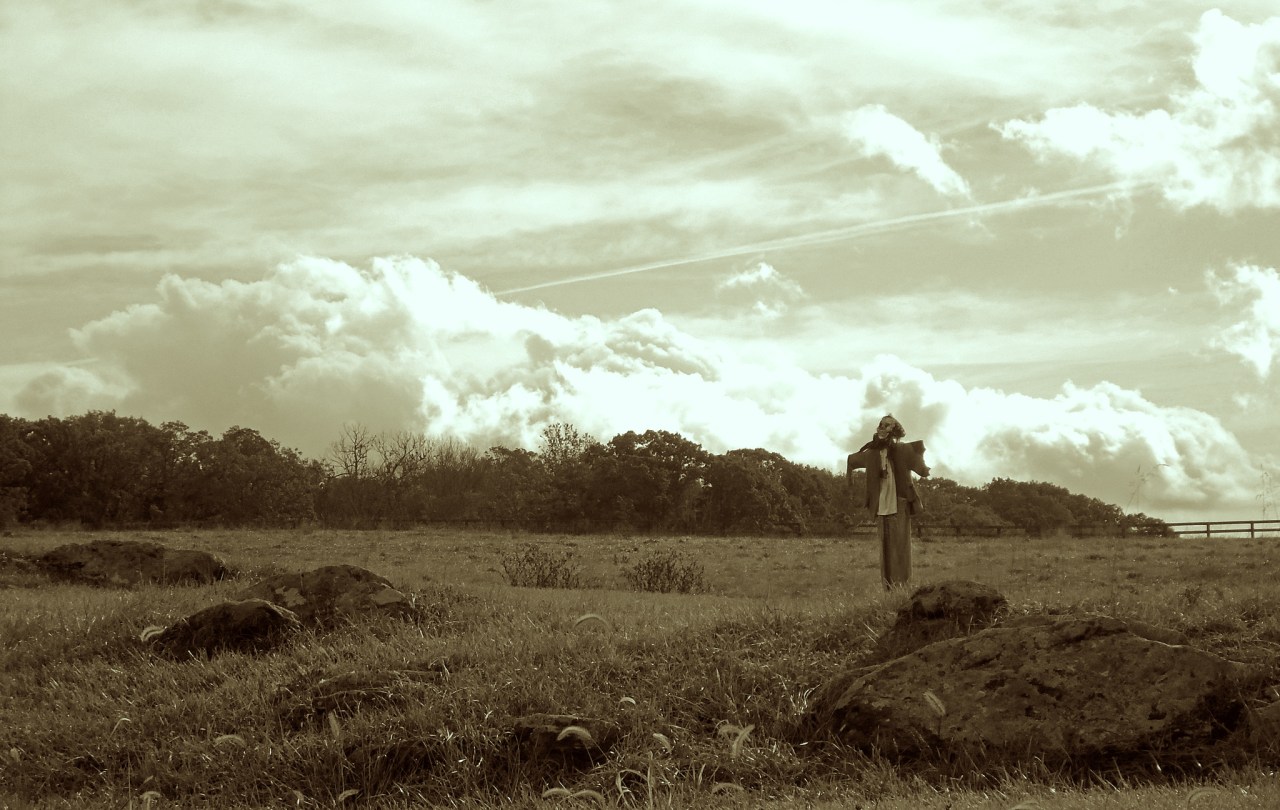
[500,544,583,589]
[622,548,708,594]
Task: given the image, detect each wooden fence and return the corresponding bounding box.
[847,520,1280,539]
[1161,519,1280,539]
[338,517,1280,538]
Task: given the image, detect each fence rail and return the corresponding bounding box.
[313,516,1280,538]
[846,520,1280,539]
[909,523,1170,539]
[1162,519,1280,538]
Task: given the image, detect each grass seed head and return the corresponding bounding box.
[213,733,248,748]
[574,613,612,631]
[556,725,594,745]
[729,724,754,758]
[923,689,947,717]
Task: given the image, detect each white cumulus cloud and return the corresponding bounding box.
[1207,263,1280,379]
[15,255,1265,516]
[842,104,971,198]
[997,10,1280,212]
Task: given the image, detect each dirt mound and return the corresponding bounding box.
[808,583,1252,771]
[147,599,302,658]
[237,564,417,627]
[38,539,233,586]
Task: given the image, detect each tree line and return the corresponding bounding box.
[0,411,1165,535]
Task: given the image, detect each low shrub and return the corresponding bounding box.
[500,543,582,589]
[622,548,708,594]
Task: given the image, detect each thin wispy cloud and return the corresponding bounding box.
[842,104,972,198]
[497,181,1144,295]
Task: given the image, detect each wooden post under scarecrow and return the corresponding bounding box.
[847,414,930,588]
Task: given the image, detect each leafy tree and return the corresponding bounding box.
[600,430,710,530]
[536,423,601,529]
[152,420,215,524]
[0,415,33,527]
[538,422,600,471]
[19,412,171,526]
[915,477,1008,527]
[198,426,320,526]
[980,478,1076,535]
[479,446,549,524]
[700,449,804,534]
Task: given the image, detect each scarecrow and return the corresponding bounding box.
[846,414,930,587]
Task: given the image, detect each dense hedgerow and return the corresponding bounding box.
[1,411,1169,537]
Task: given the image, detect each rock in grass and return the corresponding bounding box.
[274,666,446,727]
[148,599,301,658]
[512,714,621,765]
[0,550,43,588]
[1248,698,1280,747]
[344,738,443,795]
[237,564,416,628]
[37,539,233,587]
[807,617,1246,767]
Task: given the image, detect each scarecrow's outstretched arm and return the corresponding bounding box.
[846,449,874,484]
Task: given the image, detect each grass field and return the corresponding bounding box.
[1,527,1278,808]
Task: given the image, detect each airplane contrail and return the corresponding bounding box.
[496,181,1146,296]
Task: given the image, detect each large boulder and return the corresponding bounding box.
[807,617,1246,767]
[147,599,301,658]
[38,539,233,586]
[237,564,416,627]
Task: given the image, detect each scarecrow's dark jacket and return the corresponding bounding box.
[847,441,923,518]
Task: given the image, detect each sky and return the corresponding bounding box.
[2,1,1279,521]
